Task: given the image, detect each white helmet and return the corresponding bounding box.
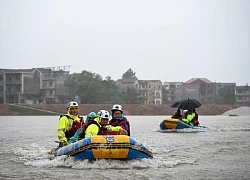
[97,110,110,119]
[111,104,123,113]
[67,101,79,109]
[183,110,188,114]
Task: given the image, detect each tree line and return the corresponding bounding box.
[64,69,144,104]
[64,68,236,105]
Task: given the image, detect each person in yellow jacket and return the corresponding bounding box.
[57,101,83,147]
[85,110,127,138]
[181,109,195,126]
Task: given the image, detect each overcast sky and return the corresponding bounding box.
[0,0,249,85]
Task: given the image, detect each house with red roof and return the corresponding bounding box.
[164,78,214,103]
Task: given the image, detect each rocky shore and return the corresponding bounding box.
[0,104,248,116]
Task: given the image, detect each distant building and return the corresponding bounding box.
[0,68,41,104]
[138,80,162,105]
[183,78,214,103]
[0,66,71,104]
[163,82,183,103]
[215,82,236,95]
[38,66,71,103]
[164,78,238,104]
[116,78,162,105]
[235,85,250,105]
[116,78,139,90]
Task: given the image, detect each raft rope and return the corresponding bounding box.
[65,142,153,158]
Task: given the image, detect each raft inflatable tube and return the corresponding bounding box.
[52,135,153,160]
[159,117,209,130]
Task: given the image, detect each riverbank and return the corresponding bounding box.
[0,104,247,116]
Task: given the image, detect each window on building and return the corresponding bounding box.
[156,92,161,98]
[156,100,161,105]
[0,75,3,81]
[148,85,151,88]
[16,85,21,92]
[16,75,20,80]
[237,89,242,93]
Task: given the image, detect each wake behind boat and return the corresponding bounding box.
[49,135,153,160]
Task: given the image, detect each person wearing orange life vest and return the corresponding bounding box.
[84,110,127,138]
[109,104,130,136]
[57,101,83,147]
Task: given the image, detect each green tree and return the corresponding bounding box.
[162,87,170,104]
[99,77,123,104]
[207,95,224,104]
[122,68,137,79]
[64,70,122,104]
[65,70,102,103]
[218,86,236,104]
[121,87,144,104]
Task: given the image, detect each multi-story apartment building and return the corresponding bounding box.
[215,82,236,95]
[116,78,139,90]
[0,68,41,104]
[138,80,162,105]
[163,82,183,103]
[163,78,238,104]
[235,85,250,104]
[38,66,71,103]
[116,78,162,105]
[183,78,214,103]
[0,66,71,104]
[164,78,213,103]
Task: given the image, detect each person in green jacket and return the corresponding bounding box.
[182,110,195,126]
[68,112,97,143]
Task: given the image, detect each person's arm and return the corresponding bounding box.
[119,121,130,134]
[182,118,189,123]
[57,116,68,143]
[106,125,121,131]
[107,125,128,135]
[182,114,193,123]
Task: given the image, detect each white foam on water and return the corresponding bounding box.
[12,142,196,170]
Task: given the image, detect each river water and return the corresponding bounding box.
[0,115,250,180]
